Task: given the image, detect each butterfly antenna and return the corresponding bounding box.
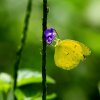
[54,29,60,39]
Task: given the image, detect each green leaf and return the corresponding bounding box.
[0,73,13,93]
[15,88,56,100]
[16,84,42,98]
[46,93,57,100]
[32,93,56,100]
[17,70,55,86]
[15,88,41,100]
[15,70,56,99]
[15,89,24,100]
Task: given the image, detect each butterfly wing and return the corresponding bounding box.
[54,40,91,70]
[77,42,91,57]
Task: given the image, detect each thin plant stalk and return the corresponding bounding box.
[13,0,32,99]
[42,0,48,100]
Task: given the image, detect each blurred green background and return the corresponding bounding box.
[0,0,100,100]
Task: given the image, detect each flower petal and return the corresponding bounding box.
[44,28,56,44]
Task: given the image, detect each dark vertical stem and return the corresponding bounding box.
[42,0,48,100]
[13,0,32,99]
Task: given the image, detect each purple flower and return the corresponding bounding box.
[44,28,56,44]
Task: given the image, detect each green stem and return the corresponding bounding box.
[42,0,48,100]
[13,0,32,99]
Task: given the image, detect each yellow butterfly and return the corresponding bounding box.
[54,39,91,70]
